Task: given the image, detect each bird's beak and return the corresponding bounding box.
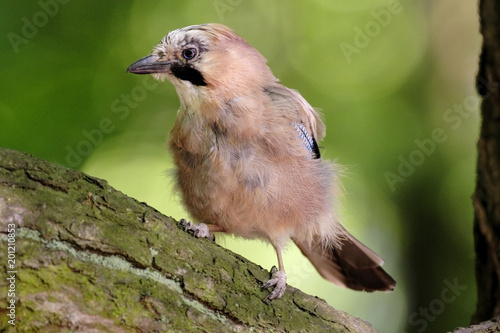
[126,55,172,74]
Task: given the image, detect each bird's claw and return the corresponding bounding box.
[179,219,215,241]
[263,266,287,300]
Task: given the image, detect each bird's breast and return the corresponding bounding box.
[168,115,275,229]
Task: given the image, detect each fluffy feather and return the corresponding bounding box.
[127,23,395,299]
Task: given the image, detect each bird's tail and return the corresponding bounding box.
[293,227,395,292]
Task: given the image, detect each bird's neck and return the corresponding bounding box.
[173,82,204,112]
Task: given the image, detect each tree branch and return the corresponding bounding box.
[0,147,376,332]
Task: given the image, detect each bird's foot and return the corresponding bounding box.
[179,219,215,241]
[263,266,287,300]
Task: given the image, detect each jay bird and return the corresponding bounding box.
[127,23,395,300]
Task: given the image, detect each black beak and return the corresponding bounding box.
[126,55,172,74]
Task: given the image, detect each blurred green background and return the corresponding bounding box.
[0,1,480,332]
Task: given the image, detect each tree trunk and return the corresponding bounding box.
[472,0,500,324]
[0,147,376,332]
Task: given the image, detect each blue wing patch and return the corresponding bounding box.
[292,122,321,159]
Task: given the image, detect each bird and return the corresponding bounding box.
[126,23,395,300]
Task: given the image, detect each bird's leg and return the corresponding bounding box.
[179,219,225,241]
[263,247,287,300]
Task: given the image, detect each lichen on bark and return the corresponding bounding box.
[0,148,376,332]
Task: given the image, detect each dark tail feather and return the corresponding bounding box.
[293,228,396,292]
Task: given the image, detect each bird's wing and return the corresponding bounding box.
[264,85,326,159]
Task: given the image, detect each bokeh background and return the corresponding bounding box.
[0,1,480,332]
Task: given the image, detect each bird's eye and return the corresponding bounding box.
[182,48,197,60]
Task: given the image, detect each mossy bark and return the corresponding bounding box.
[0,147,376,332]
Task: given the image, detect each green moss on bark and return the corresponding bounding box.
[0,148,377,332]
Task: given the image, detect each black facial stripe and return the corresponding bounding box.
[170,63,206,86]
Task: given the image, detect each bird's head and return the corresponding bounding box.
[127,23,277,108]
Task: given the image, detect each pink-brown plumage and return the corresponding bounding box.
[127,23,395,299]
